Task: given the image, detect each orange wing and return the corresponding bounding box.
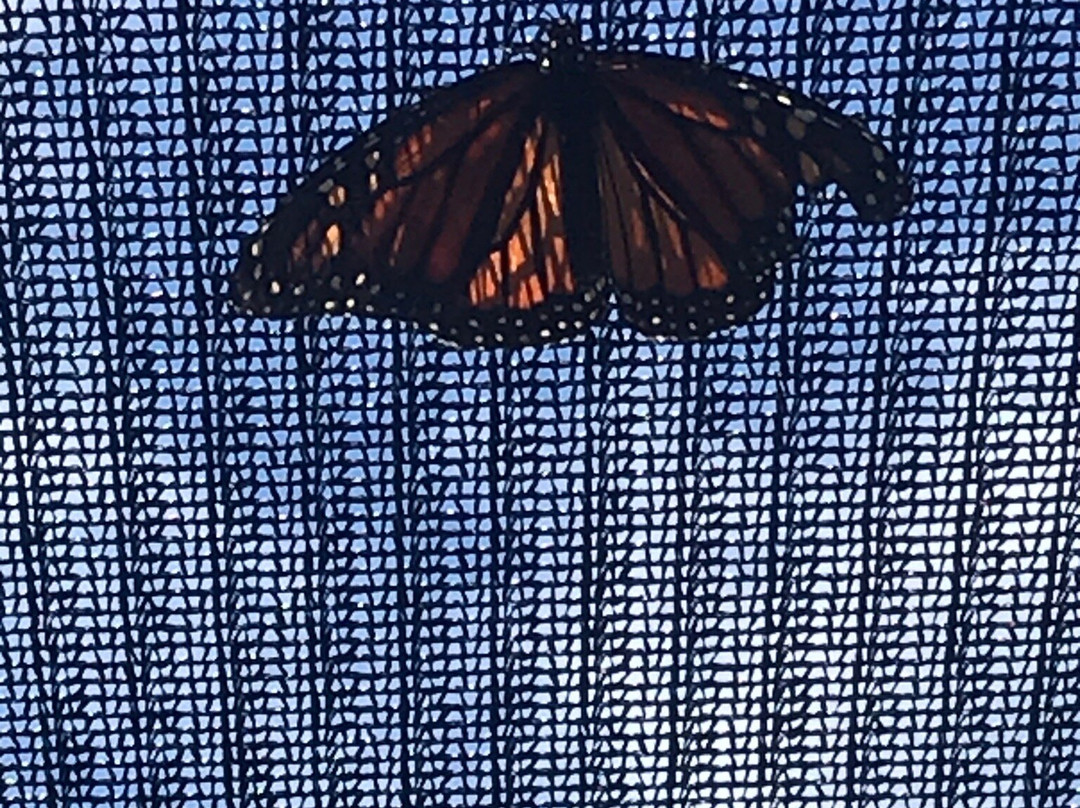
[593,54,910,338]
[232,63,604,348]
[234,50,910,346]
[450,115,608,346]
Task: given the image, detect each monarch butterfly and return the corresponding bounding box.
[232,23,910,348]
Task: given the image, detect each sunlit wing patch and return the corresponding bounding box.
[597,53,912,223]
[413,116,604,349]
[363,105,524,284]
[468,118,574,310]
[230,63,539,319]
[596,121,794,339]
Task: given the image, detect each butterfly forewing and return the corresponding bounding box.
[593,62,798,336]
[232,64,537,318]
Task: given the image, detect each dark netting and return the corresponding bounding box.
[2,0,1079,805]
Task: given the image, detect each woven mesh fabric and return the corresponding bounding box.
[3,0,1080,805]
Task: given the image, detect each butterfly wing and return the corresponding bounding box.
[232,62,606,348]
[591,53,911,338]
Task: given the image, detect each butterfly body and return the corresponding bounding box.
[233,34,910,348]
[538,68,608,302]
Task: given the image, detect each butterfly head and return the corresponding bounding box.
[534,20,586,73]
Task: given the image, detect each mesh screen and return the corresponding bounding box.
[3,1,1080,805]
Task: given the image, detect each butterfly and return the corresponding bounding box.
[231,23,911,348]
